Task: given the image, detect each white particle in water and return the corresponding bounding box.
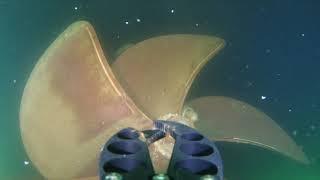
[288,109,292,112]
[310,125,316,130]
[74,6,78,10]
[24,161,30,165]
[170,9,175,13]
[195,23,199,27]
[265,49,271,54]
[136,18,141,22]
[261,96,266,100]
[125,21,129,25]
[292,130,298,136]
[13,79,16,84]
[301,33,305,37]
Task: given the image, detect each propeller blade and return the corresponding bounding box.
[187,96,309,164]
[112,34,225,119]
[20,21,151,179]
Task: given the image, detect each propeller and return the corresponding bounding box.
[20,21,308,179]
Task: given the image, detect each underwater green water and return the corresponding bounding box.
[1,0,320,179]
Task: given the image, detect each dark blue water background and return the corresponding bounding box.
[0,0,319,179]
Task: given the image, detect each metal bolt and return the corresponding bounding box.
[104,172,123,180]
[152,173,170,180]
[200,175,220,180]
